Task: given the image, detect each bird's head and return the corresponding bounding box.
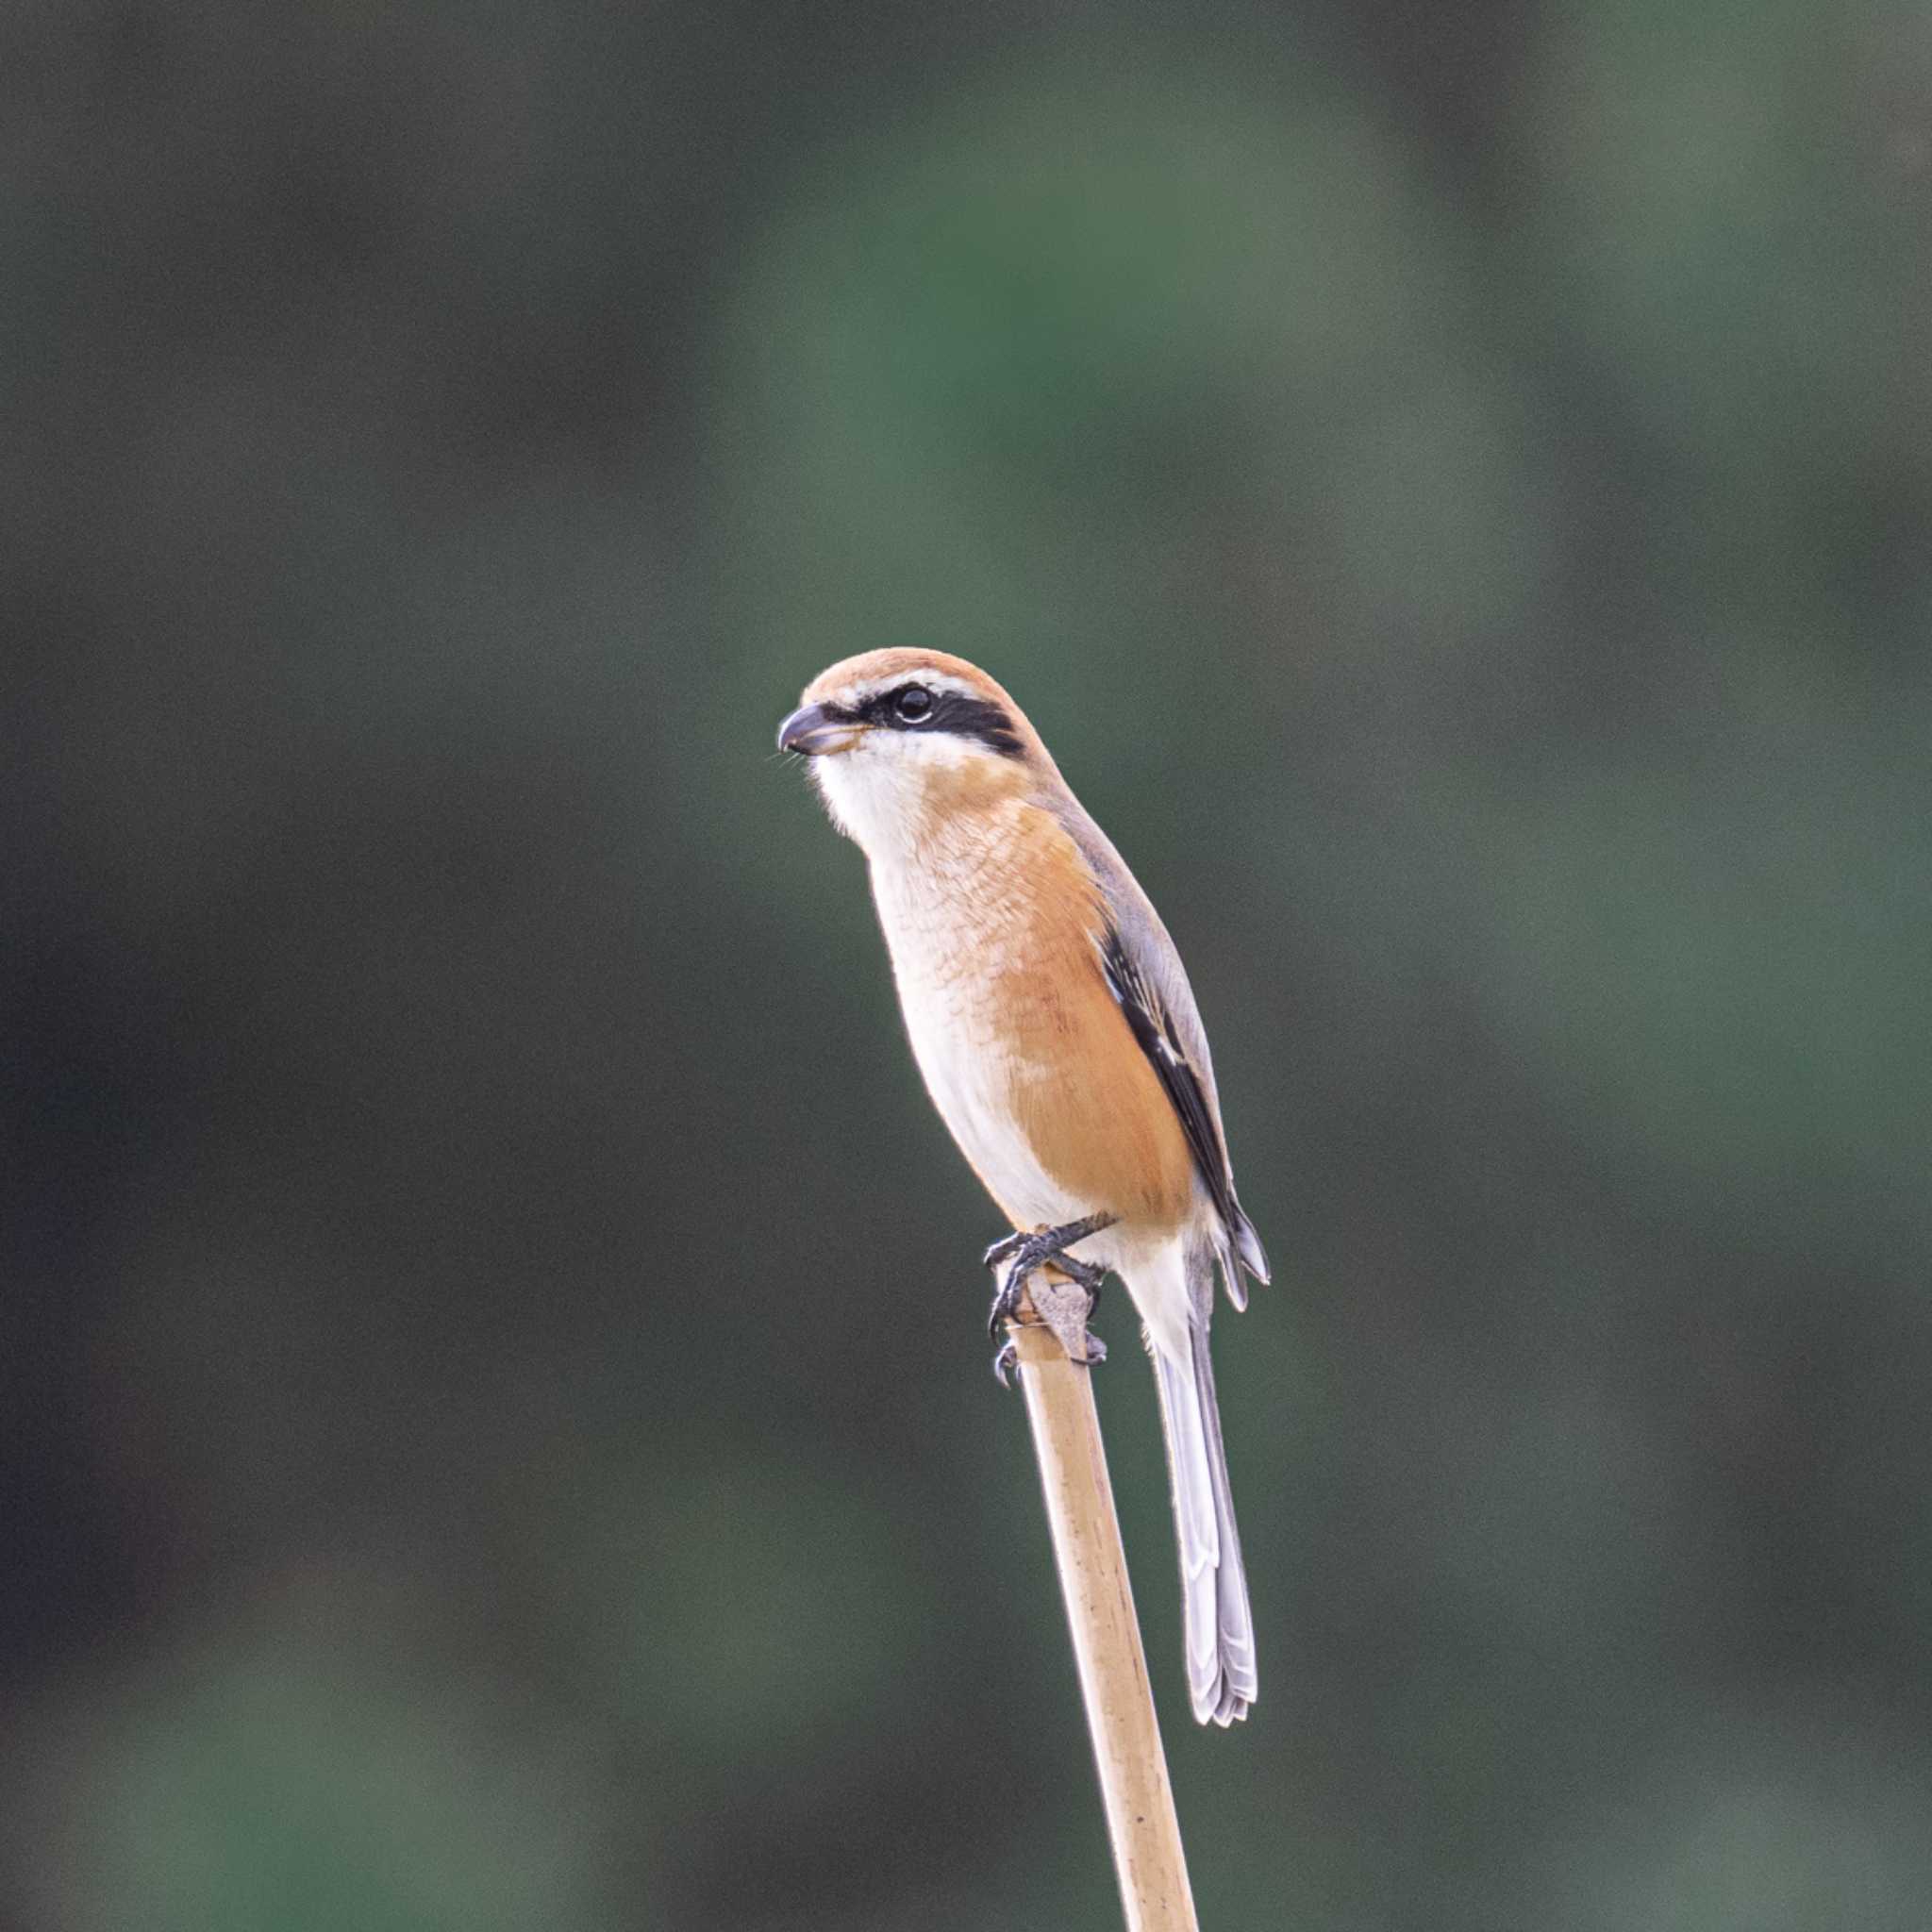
[777,649,1049,854]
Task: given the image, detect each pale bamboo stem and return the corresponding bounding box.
[1008,1313,1200,1932]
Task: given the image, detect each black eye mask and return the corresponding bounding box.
[841,684,1024,758]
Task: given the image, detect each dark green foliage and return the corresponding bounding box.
[5,3,1930,1926]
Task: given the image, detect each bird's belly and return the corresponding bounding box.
[900,988,1091,1230]
[871,828,1196,1238]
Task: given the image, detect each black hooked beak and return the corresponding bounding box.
[776,702,862,756]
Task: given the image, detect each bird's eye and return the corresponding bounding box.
[893,685,934,724]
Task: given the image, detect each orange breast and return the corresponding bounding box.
[897,784,1197,1232]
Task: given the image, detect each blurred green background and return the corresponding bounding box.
[5,3,1931,1927]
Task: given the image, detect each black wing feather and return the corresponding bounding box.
[1099,924,1238,1233]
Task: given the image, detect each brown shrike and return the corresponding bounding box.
[778,649,1267,1726]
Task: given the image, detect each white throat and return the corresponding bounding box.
[808,732,988,864]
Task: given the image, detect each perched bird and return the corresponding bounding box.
[778,649,1268,1726]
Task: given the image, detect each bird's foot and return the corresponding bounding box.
[984,1213,1114,1381]
[983,1213,1114,1340]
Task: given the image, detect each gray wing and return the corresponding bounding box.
[1052,793,1270,1305]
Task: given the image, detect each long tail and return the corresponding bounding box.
[1150,1253,1257,1726]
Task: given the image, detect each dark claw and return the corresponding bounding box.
[983,1212,1114,1281]
[987,1270,1024,1341]
[982,1231,1025,1272]
[982,1211,1117,1353]
[990,1325,1106,1386]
